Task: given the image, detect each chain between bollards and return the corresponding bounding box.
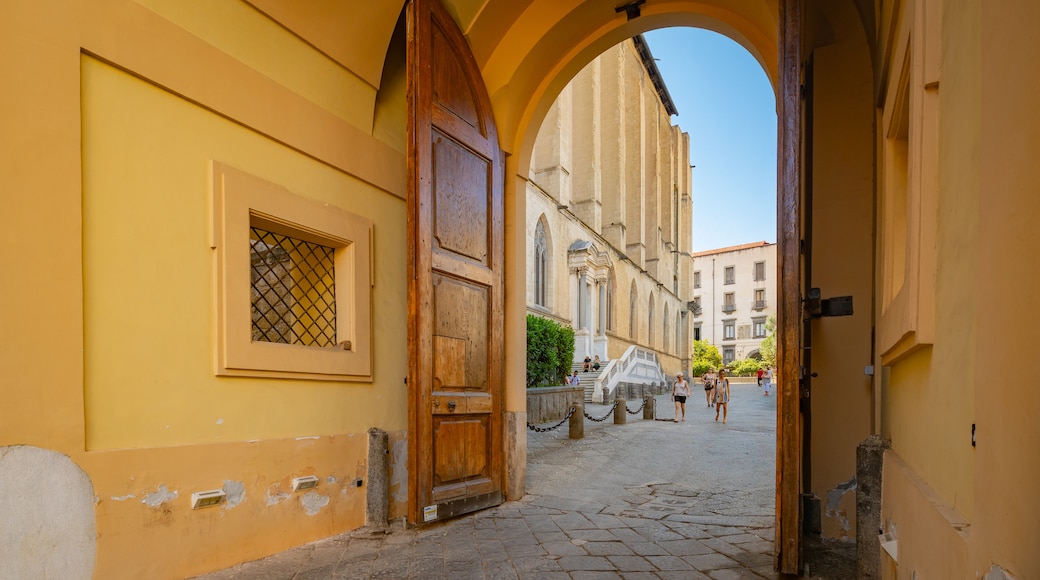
[626,399,647,415]
[583,401,620,422]
[527,406,577,432]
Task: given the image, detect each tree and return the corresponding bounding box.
[691,340,722,376]
[758,315,777,368]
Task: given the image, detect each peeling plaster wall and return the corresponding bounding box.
[822,477,857,540]
[0,447,96,579]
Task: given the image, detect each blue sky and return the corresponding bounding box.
[643,28,777,252]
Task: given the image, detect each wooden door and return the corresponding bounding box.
[776,0,803,573]
[406,0,504,524]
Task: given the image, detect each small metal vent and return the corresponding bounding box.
[250,227,336,347]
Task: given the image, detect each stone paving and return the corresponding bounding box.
[193,384,851,579]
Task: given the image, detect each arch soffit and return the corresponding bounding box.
[450,0,779,167]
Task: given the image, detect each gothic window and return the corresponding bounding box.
[534,220,549,307]
[629,280,638,340]
[648,294,655,347]
[663,303,670,353]
[675,312,682,356]
[606,273,614,331]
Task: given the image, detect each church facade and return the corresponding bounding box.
[525,37,695,383]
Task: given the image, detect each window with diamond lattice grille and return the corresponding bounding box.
[250,227,336,348]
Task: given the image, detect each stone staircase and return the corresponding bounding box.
[570,360,606,402]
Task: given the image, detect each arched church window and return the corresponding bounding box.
[629,280,638,340]
[648,294,656,347]
[663,303,670,353]
[534,220,548,307]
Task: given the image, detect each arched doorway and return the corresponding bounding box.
[409,0,803,572]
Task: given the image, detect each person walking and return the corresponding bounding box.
[672,372,690,422]
[702,371,715,407]
[763,366,773,396]
[757,367,764,388]
[715,368,730,424]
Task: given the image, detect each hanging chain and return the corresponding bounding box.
[584,401,620,422]
[626,398,647,415]
[527,406,576,432]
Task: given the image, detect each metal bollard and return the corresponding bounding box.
[569,401,584,439]
[643,394,655,420]
[614,397,626,424]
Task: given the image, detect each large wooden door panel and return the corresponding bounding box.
[408,0,504,525]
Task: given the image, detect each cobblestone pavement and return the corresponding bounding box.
[193,384,850,579]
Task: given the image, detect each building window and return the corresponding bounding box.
[212,162,373,381]
[694,270,701,288]
[754,261,766,281]
[534,221,548,307]
[606,275,614,331]
[694,324,701,341]
[723,346,735,364]
[675,312,681,356]
[630,280,638,339]
[723,319,735,340]
[250,228,337,347]
[753,288,766,310]
[722,292,736,313]
[753,318,767,338]
[724,266,735,285]
[648,294,656,347]
[663,303,670,353]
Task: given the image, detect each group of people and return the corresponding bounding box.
[670,366,774,424]
[567,355,603,385]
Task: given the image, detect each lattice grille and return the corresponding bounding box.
[250,227,336,347]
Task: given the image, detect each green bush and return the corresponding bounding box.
[728,358,763,377]
[526,315,575,387]
[691,360,714,377]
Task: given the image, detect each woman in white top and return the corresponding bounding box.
[672,372,691,422]
[714,368,731,424]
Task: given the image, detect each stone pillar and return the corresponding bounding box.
[856,435,891,579]
[366,428,389,529]
[577,269,586,329]
[569,401,584,439]
[643,394,654,420]
[613,397,627,424]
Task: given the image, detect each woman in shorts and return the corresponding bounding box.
[672,372,690,422]
[715,368,731,424]
[702,371,715,407]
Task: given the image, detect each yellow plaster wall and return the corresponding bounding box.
[879,1,1040,577]
[974,0,1040,576]
[877,0,979,560]
[1,1,411,578]
[81,55,406,448]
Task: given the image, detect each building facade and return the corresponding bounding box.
[692,242,778,364]
[526,37,695,380]
[2,1,1038,579]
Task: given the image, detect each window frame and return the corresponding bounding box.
[212,162,373,381]
[723,319,736,341]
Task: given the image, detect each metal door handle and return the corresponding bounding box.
[447,401,456,411]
